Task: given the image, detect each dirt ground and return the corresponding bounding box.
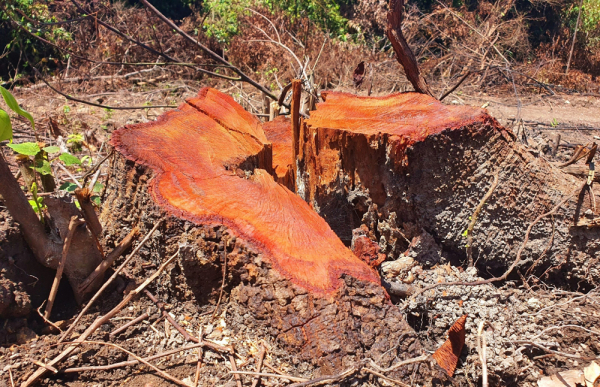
[0,79,599,387]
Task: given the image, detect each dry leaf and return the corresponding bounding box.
[537,361,600,387]
[432,314,467,376]
[585,361,600,386]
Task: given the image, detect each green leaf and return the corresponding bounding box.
[59,152,81,166]
[462,229,469,237]
[7,142,41,156]
[43,145,60,153]
[0,108,12,142]
[91,196,101,206]
[31,159,52,175]
[0,86,35,131]
[29,199,40,213]
[93,182,104,193]
[59,182,78,192]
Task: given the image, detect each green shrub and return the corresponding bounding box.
[202,0,350,44]
[0,0,71,82]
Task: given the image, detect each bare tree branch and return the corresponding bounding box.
[138,0,279,101]
[386,0,433,97]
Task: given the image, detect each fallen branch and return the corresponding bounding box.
[70,340,188,386]
[23,245,176,387]
[212,234,229,320]
[109,312,149,338]
[229,371,308,383]
[477,321,488,387]
[251,343,267,387]
[31,66,176,110]
[363,368,410,387]
[44,216,84,319]
[60,220,161,343]
[78,226,139,295]
[229,354,243,387]
[287,364,362,387]
[514,340,598,360]
[36,301,62,333]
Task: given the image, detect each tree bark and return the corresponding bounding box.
[0,151,62,268]
[386,0,434,97]
[102,88,445,381]
[298,91,600,286]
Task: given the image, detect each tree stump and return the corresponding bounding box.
[101,88,444,382]
[298,92,600,285]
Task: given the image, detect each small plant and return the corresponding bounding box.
[551,118,559,128]
[67,133,84,152]
[103,108,114,120]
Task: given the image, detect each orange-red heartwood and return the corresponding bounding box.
[111,88,379,296]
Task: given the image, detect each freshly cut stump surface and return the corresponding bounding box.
[103,88,445,381]
[299,92,600,286]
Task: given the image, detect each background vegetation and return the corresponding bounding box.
[0,0,599,89]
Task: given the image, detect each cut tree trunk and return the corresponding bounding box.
[298,92,600,286]
[102,88,445,381]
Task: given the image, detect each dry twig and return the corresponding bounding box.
[23,246,176,386]
[60,220,162,342]
[44,216,84,319]
[71,340,188,386]
[251,343,267,387]
[477,321,488,387]
[109,312,149,337]
[466,173,499,267]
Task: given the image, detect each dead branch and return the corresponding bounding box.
[477,321,488,387]
[286,364,362,387]
[386,0,433,96]
[22,247,176,387]
[63,342,205,373]
[514,340,598,360]
[369,354,430,373]
[229,354,243,387]
[30,66,176,110]
[363,368,410,387]
[36,301,63,333]
[229,371,308,383]
[109,312,149,338]
[78,226,139,295]
[251,343,267,387]
[212,234,229,320]
[193,327,204,387]
[71,340,188,386]
[74,188,102,237]
[69,0,237,81]
[139,0,278,102]
[44,216,84,319]
[60,221,161,343]
[566,0,583,74]
[144,289,234,353]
